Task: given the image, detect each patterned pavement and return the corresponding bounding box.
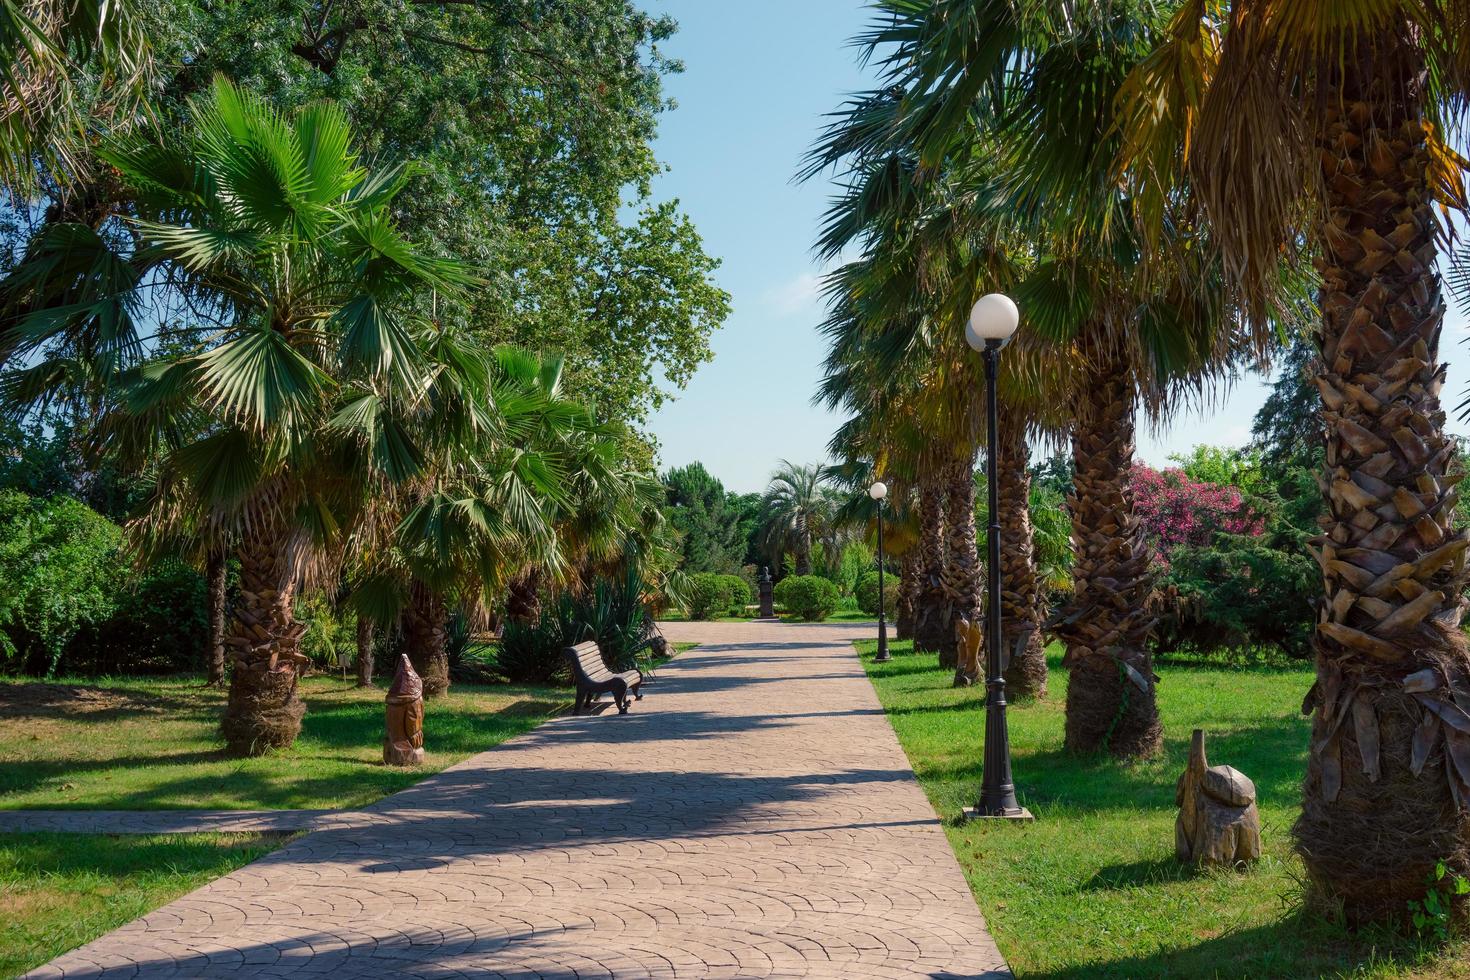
[26,620,1010,979]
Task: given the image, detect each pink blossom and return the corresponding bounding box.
[1131,465,1263,568]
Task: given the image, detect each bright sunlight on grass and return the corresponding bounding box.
[0,674,567,811]
[855,639,1469,979]
[0,832,288,978]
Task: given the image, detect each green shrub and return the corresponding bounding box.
[69,559,208,675]
[686,572,732,621]
[495,592,581,682]
[855,570,898,616]
[718,574,752,616]
[296,591,358,670]
[0,491,125,675]
[773,574,840,622]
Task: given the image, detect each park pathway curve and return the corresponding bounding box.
[29,620,1010,980]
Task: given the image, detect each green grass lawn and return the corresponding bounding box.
[0,832,287,978]
[855,639,1469,979]
[0,673,568,811]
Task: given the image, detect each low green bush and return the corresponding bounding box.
[855,570,898,616]
[686,572,731,621]
[69,559,208,675]
[773,574,840,622]
[718,574,752,616]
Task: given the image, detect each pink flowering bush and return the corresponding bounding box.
[1133,466,1264,565]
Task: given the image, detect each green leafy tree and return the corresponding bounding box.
[759,461,831,576]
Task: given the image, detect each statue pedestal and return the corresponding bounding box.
[758,567,775,618]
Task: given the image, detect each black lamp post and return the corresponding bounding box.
[963,293,1033,823]
[870,480,889,662]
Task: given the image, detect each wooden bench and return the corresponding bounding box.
[563,641,643,715]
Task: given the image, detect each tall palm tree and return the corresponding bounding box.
[1113,0,1470,923]
[2,77,472,754]
[0,0,149,196]
[759,461,830,575]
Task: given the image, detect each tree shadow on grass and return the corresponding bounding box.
[1025,916,1446,979]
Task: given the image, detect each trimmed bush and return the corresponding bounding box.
[773,574,840,622]
[855,571,899,617]
[686,572,731,621]
[718,574,753,616]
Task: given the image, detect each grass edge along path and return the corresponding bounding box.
[0,831,290,979]
[854,638,1468,979]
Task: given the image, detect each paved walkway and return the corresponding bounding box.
[28,620,1010,979]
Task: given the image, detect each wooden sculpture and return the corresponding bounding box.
[383,654,426,766]
[1175,729,1261,866]
[954,616,983,688]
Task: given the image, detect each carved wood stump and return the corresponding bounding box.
[954,616,983,688]
[1175,729,1261,867]
[384,654,426,767]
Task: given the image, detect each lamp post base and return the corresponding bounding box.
[961,804,1034,823]
[874,617,890,662]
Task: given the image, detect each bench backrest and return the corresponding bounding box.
[566,641,613,682]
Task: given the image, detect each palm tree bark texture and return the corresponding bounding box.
[220,520,308,756]
[205,548,227,687]
[355,616,374,688]
[995,419,1048,699]
[941,451,983,677]
[1055,340,1161,758]
[404,583,451,698]
[912,467,953,661]
[1294,36,1470,923]
[895,547,921,640]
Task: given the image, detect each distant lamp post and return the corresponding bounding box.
[963,293,1033,822]
[870,480,890,663]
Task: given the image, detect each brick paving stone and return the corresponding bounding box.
[26,620,1011,979]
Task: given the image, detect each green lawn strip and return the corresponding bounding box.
[0,831,289,978]
[0,674,567,811]
[855,639,1467,979]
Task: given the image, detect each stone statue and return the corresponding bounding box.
[758,566,774,618]
[384,654,426,766]
[1175,729,1261,866]
[954,616,983,688]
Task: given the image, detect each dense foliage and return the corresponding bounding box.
[773,575,840,622]
[855,571,897,617]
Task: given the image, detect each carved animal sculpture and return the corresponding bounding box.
[1175,729,1261,866]
[954,616,983,688]
[384,654,426,766]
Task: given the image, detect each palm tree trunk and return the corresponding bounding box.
[895,548,920,640]
[911,466,950,658]
[506,567,543,624]
[1293,38,1470,925]
[995,420,1047,699]
[795,521,813,576]
[220,518,307,756]
[204,547,227,687]
[355,616,374,687]
[403,583,450,697]
[939,452,983,671]
[1056,340,1160,758]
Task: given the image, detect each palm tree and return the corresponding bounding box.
[1111,0,1470,922]
[0,0,149,196]
[759,461,830,576]
[3,77,472,754]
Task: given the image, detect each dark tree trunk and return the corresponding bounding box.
[220,515,307,756]
[506,568,543,624]
[205,548,227,687]
[1293,35,1470,925]
[895,548,920,640]
[355,616,374,688]
[911,466,950,658]
[995,418,1048,699]
[403,583,450,698]
[1056,339,1160,759]
[939,451,982,672]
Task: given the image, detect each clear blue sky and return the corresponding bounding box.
[644,0,1470,493]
